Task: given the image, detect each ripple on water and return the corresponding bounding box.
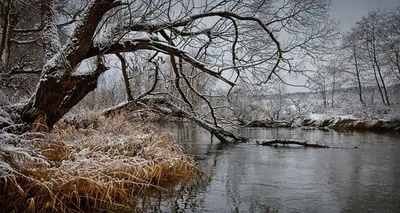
[157,124,400,213]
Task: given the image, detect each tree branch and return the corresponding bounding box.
[88,39,236,87]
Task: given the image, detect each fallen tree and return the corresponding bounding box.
[242,120,292,128]
[104,98,247,143]
[257,139,329,148]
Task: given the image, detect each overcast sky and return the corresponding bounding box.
[331,0,399,32]
[284,0,400,92]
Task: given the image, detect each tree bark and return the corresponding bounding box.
[372,64,386,105]
[367,41,386,106]
[331,77,336,108]
[353,45,365,105]
[394,52,400,81]
[1,0,19,73]
[373,48,390,106]
[20,60,107,131]
[115,53,134,101]
[17,0,116,130]
[41,0,61,61]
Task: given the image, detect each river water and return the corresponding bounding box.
[156,123,400,213]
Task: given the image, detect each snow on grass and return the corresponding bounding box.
[0,113,202,212]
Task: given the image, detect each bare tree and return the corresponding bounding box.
[264,80,287,121]
[226,86,264,124]
[1,0,338,142]
[306,67,328,108]
[289,94,311,117]
[340,7,400,108]
[342,29,366,106]
[358,10,390,106]
[379,6,400,82]
[327,57,348,108]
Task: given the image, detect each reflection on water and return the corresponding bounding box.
[155,123,400,213]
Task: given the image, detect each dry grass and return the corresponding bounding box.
[0,114,201,212]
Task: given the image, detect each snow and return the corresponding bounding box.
[0,90,8,106]
[307,113,326,121]
[0,139,51,168]
[0,115,12,127]
[0,161,12,171]
[72,60,91,76]
[305,113,358,126]
[42,1,62,61]
[306,113,356,121]
[0,133,18,143]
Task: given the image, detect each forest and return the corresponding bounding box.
[0,0,399,212]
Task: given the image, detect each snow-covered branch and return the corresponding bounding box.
[88,38,236,87]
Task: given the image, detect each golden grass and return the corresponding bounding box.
[0,114,201,212]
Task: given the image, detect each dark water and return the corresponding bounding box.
[156,123,400,213]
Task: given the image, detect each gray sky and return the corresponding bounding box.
[331,0,399,32]
[285,0,400,92]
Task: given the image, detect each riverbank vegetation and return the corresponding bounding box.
[0,0,399,210]
[0,114,201,212]
[233,84,400,131]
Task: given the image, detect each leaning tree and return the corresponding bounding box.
[1,0,338,142]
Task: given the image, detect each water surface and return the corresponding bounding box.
[156,123,400,213]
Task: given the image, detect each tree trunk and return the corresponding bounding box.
[104,98,248,143]
[41,0,61,61]
[353,45,365,105]
[372,64,386,106]
[396,52,400,81]
[16,0,116,130]
[331,78,336,108]
[1,0,18,73]
[367,42,386,106]
[258,139,329,148]
[322,81,327,108]
[115,53,134,101]
[19,60,108,131]
[3,17,12,73]
[373,50,390,106]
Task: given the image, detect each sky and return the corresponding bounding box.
[285,0,400,93]
[331,0,400,32]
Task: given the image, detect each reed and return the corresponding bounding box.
[0,114,201,212]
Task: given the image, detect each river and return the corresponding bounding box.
[155,123,400,213]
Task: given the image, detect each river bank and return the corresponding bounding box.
[300,114,400,131]
[243,113,400,132]
[0,114,202,212]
